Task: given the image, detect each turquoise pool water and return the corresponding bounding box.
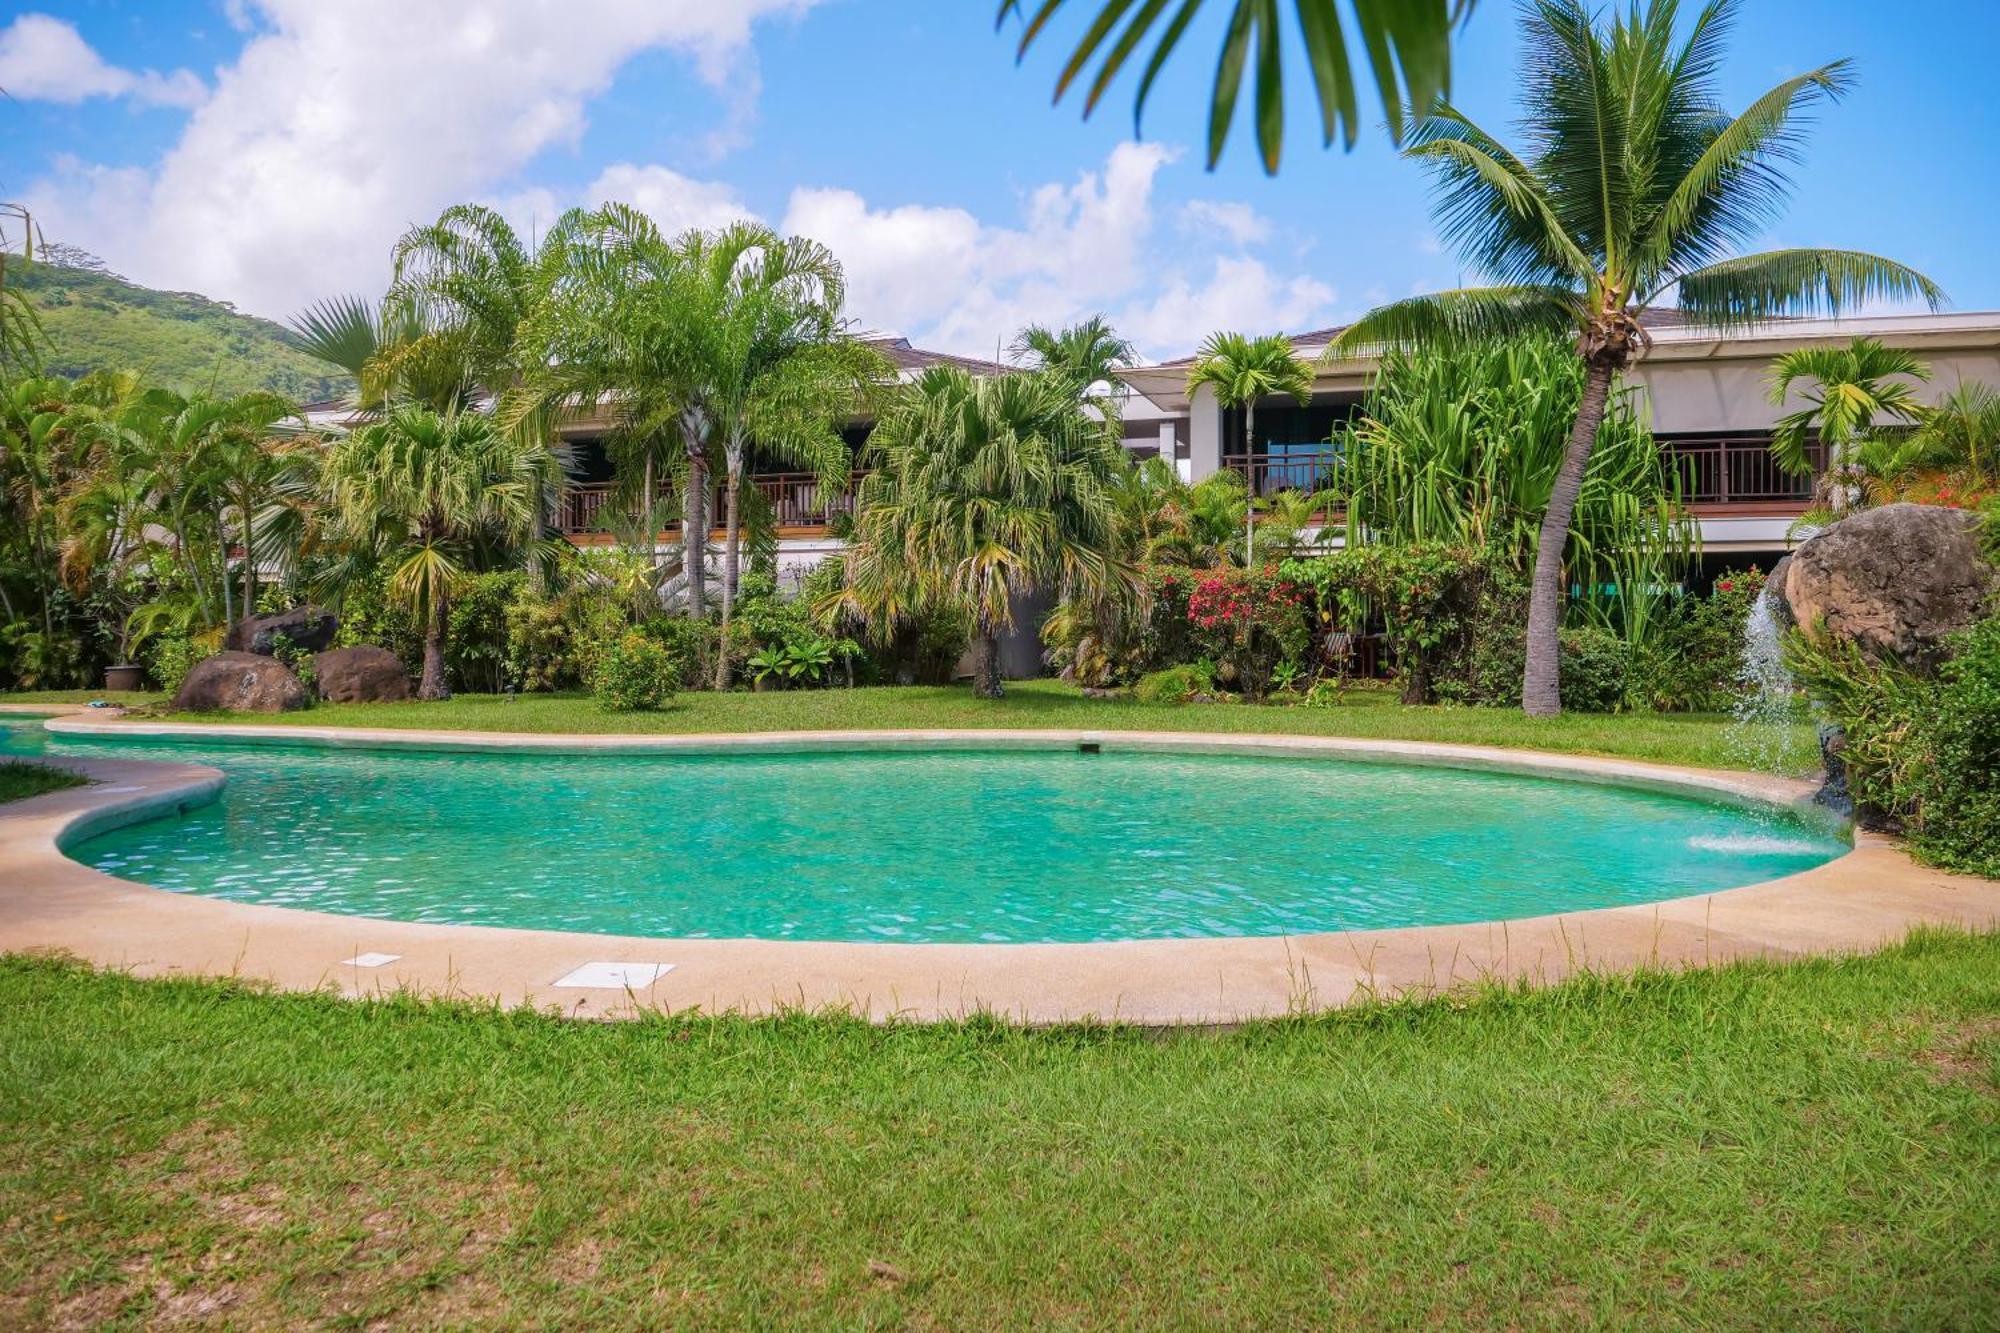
[3,720,1847,944]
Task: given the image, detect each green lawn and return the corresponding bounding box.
[0,759,85,805]
[0,689,162,706]
[106,680,1813,772]
[2,935,1994,1328]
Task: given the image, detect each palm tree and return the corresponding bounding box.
[512,204,719,615]
[1010,316,1136,401]
[834,367,1132,699]
[290,292,481,419]
[320,406,545,699]
[1768,336,1930,517]
[1184,330,1312,564]
[389,205,572,588]
[1331,0,1943,715]
[197,392,306,619]
[997,1,1472,171]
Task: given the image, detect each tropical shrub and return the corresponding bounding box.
[445,572,524,694]
[1627,568,1768,712]
[1185,565,1310,699]
[1283,543,1508,704]
[637,614,720,692]
[1787,613,2000,876]
[593,632,679,712]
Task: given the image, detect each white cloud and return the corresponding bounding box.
[782,143,1334,360]
[0,14,206,109]
[1116,257,1337,353]
[586,163,760,236]
[1179,199,1271,246]
[24,0,817,317]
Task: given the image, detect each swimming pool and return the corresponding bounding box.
[5,719,1847,944]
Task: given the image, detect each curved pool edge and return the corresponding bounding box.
[4,719,1995,1024]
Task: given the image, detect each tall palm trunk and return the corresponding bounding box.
[642,453,657,572]
[1521,358,1615,716]
[680,406,709,618]
[217,506,234,629]
[1243,398,1257,565]
[239,499,257,622]
[715,447,744,690]
[419,588,450,701]
[972,614,1004,700]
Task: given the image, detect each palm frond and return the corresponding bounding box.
[1674,248,1944,327]
[996,0,1468,171]
[1329,286,1582,354]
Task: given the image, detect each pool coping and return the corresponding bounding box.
[3,707,1995,1023]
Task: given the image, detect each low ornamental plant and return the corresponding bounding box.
[1185,565,1310,699]
[592,632,679,712]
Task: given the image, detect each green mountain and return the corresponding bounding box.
[15,257,353,403]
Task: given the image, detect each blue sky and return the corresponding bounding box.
[3,0,1995,359]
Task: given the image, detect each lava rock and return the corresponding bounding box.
[172,651,311,713]
[313,645,412,704]
[1783,503,1996,670]
[225,605,339,656]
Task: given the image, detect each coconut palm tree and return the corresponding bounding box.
[997,1,1471,171]
[1331,0,1943,715]
[834,367,1132,699]
[1185,330,1312,564]
[319,406,546,699]
[1767,336,1930,518]
[1010,316,1136,402]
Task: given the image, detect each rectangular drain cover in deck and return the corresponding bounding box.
[340,952,401,968]
[553,962,675,989]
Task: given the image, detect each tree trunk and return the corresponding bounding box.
[684,451,707,617]
[240,500,256,619]
[972,618,1004,700]
[642,453,657,572]
[1243,399,1256,566]
[218,507,234,630]
[715,452,743,690]
[419,589,450,701]
[1521,358,1616,717]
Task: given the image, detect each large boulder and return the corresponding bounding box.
[226,605,339,656]
[313,645,412,704]
[1784,503,1996,670]
[172,651,311,713]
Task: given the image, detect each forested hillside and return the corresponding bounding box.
[15,254,352,401]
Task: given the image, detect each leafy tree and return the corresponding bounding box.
[1332,0,1942,714]
[320,406,549,699]
[833,367,1133,698]
[1184,330,1312,563]
[997,1,1472,172]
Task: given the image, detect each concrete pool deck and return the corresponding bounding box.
[2,707,1995,1024]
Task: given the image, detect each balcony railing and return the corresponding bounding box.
[555,472,863,537]
[1226,436,1826,512]
[1223,450,1343,498]
[1659,435,1824,508]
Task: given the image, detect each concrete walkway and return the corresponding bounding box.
[2,712,1994,1023]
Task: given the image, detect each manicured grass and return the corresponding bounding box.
[2,935,1994,1328]
[0,689,163,705]
[0,759,85,804]
[138,680,1811,772]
